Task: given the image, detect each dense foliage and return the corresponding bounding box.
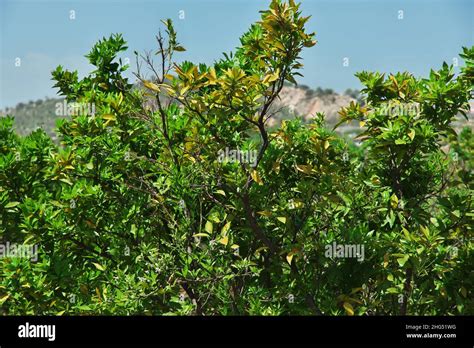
[0,1,472,315]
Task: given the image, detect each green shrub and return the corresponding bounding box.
[0,0,472,315]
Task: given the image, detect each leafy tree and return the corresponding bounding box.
[0,0,472,316]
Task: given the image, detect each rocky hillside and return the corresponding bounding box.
[0,98,64,141]
[269,85,361,136]
[273,85,356,124]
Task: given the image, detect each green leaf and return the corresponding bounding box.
[0,294,10,305]
[193,233,210,238]
[390,194,399,209]
[343,302,354,316]
[219,235,229,246]
[402,227,411,241]
[59,178,73,186]
[208,212,221,223]
[250,169,263,185]
[143,80,160,92]
[5,201,20,208]
[258,210,272,217]
[395,138,406,145]
[286,251,295,265]
[77,305,92,311]
[92,262,106,271]
[295,164,313,174]
[221,221,231,236]
[205,220,213,234]
[397,255,409,267]
[420,225,430,238]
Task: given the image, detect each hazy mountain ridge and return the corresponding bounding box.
[0,98,65,140]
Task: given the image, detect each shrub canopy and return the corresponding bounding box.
[0,1,472,315]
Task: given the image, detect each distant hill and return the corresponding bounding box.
[270,85,362,136]
[0,97,65,141]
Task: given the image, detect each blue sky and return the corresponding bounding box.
[0,0,473,108]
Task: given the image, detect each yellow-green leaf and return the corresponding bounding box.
[221,221,231,236]
[272,161,281,174]
[291,200,304,209]
[92,262,105,271]
[59,178,73,186]
[286,252,295,265]
[193,233,210,238]
[0,294,10,305]
[143,80,161,92]
[383,253,389,268]
[251,170,263,185]
[263,71,279,84]
[258,210,272,217]
[103,114,116,121]
[295,164,313,175]
[343,302,354,316]
[208,67,217,81]
[402,227,411,241]
[397,255,409,267]
[274,41,286,51]
[371,176,381,185]
[219,236,229,246]
[420,225,430,238]
[205,220,213,234]
[395,138,407,145]
[390,193,399,209]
